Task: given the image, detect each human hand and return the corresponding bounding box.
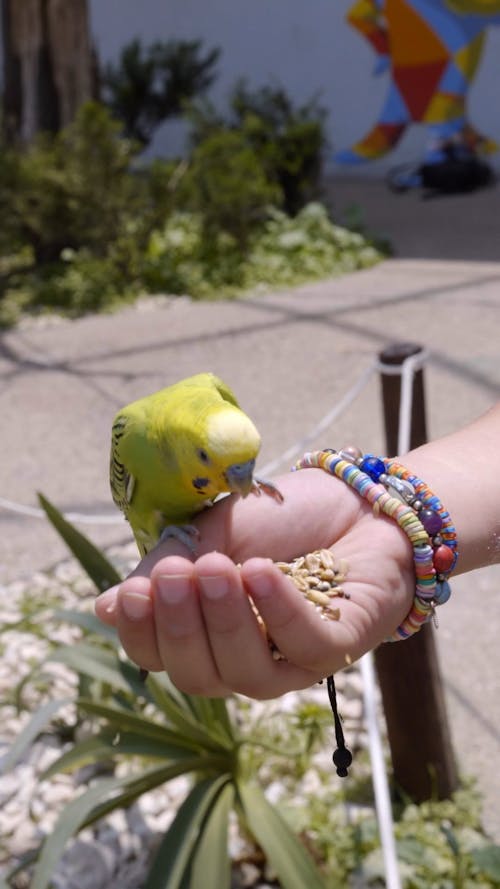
[95,468,414,699]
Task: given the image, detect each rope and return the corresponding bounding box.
[0,496,122,525]
[360,652,402,889]
[0,353,423,530]
[258,359,380,478]
[377,350,429,455]
[358,350,425,889]
[0,358,381,526]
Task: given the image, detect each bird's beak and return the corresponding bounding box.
[225,459,256,497]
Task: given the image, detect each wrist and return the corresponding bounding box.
[294,448,456,639]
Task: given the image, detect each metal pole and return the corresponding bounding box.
[375,342,458,801]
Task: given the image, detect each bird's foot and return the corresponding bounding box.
[159,523,200,554]
[251,477,284,503]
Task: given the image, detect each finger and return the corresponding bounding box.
[241,558,360,675]
[95,585,119,625]
[115,576,162,673]
[191,552,325,697]
[94,537,197,629]
[150,556,229,697]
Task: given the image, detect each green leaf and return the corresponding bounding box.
[50,640,145,696]
[76,698,218,753]
[471,845,500,880]
[146,774,231,889]
[189,781,234,889]
[31,777,123,889]
[42,731,196,779]
[40,735,120,779]
[1,698,72,774]
[145,675,236,753]
[37,492,122,593]
[147,673,233,747]
[53,608,119,644]
[77,760,225,830]
[184,695,235,745]
[237,780,327,889]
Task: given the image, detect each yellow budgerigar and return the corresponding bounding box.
[110,372,282,557]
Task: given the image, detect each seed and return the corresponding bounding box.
[305,553,321,573]
[306,575,320,587]
[306,589,331,607]
[275,562,291,573]
[320,568,334,581]
[319,548,335,569]
[264,549,349,640]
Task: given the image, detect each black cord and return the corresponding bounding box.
[327,674,353,777]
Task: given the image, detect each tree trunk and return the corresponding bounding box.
[2,0,96,143]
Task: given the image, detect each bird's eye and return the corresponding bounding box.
[197,448,210,464]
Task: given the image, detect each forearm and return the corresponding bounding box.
[400,403,500,576]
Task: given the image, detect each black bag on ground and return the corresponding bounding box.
[419,144,494,194]
[387,143,495,195]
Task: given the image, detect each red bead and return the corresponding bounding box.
[433,544,454,573]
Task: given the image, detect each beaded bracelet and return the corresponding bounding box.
[292,448,458,641]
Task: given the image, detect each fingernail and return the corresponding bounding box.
[247,572,273,599]
[199,575,229,600]
[120,591,151,620]
[157,574,190,604]
[98,586,119,615]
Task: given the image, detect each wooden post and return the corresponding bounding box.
[375,342,458,801]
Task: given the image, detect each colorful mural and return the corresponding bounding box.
[335,0,500,164]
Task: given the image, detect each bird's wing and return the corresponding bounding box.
[110,413,135,516]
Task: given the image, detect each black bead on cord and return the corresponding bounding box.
[326,674,353,777]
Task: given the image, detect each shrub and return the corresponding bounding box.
[141,203,382,299]
[180,129,281,252]
[189,81,327,215]
[102,38,220,146]
[0,102,143,264]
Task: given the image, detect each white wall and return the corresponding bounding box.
[90,0,500,174]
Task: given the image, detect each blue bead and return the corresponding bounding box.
[434,580,451,605]
[360,455,386,481]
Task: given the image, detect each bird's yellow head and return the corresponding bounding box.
[188,405,261,500]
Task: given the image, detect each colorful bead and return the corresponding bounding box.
[434,580,452,605]
[385,475,416,502]
[293,448,457,643]
[433,544,455,573]
[420,507,443,535]
[339,445,362,461]
[360,455,386,481]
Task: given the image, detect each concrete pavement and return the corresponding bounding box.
[2,178,500,837]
